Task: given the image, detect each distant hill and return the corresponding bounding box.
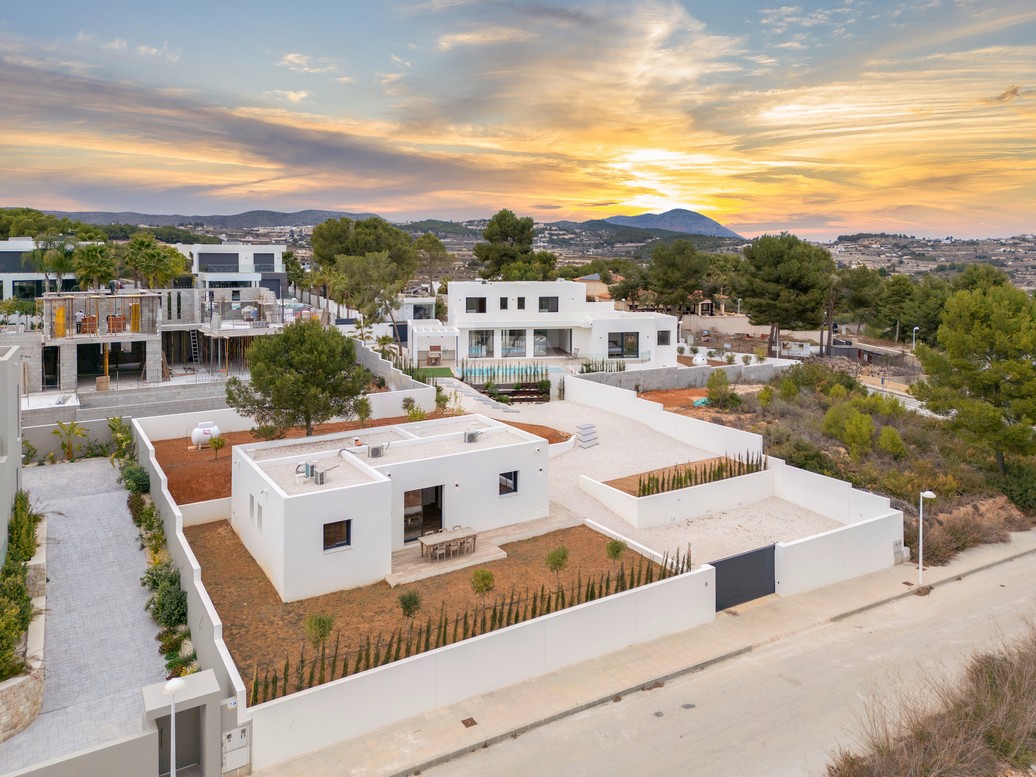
[401,219,480,237]
[605,209,743,239]
[44,209,379,229]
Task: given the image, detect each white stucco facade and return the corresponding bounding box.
[230,415,550,601]
[442,280,677,368]
[0,346,22,560]
[174,243,286,296]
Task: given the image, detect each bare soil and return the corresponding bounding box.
[638,387,762,424]
[153,414,570,504]
[185,521,649,682]
[604,457,728,496]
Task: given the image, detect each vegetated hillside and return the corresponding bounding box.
[606,208,744,239]
[45,209,378,229]
[688,362,1033,564]
[93,224,220,244]
[401,219,479,237]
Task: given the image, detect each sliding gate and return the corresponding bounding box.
[712,544,776,611]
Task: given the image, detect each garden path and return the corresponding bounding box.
[0,459,166,774]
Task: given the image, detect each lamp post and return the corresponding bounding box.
[163,677,187,777]
[737,298,742,315]
[918,490,936,587]
[912,326,919,351]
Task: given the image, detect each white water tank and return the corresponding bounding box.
[691,354,708,366]
[191,421,220,447]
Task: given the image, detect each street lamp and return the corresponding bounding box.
[163,677,187,777]
[737,298,742,315]
[918,490,936,587]
[912,326,920,351]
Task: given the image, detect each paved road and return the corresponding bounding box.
[427,554,1036,777]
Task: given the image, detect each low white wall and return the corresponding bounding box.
[548,434,576,458]
[246,566,715,770]
[133,420,246,707]
[180,498,231,527]
[580,470,775,529]
[775,511,903,597]
[564,375,762,458]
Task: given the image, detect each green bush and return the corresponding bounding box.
[770,438,840,477]
[0,561,33,634]
[127,491,146,525]
[121,463,151,494]
[141,560,176,592]
[7,491,41,563]
[707,369,742,410]
[147,570,188,629]
[758,385,774,407]
[0,598,25,680]
[843,411,875,458]
[993,461,1036,514]
[877,426,908,460]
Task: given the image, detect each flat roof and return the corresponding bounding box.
[241,415,539,494]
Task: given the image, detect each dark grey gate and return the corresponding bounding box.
[712,545,775,610]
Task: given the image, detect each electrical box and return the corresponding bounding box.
[222,726,250,772]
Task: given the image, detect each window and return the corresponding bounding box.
[503,329,526,358]
[323,519,352,550]
[249,494,255,522]
[516,297,526,310]
[466,297,487,313]
[469,330,494,358]
[658,330,672,346]
[607,332,640,359]
[499,471,518,495]
[538,296,559,313]
[256,504,263,533]
[499,297,509,310]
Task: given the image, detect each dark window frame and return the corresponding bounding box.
[499,470,519,495]
[323,519,352,550]
[466,297,487,313]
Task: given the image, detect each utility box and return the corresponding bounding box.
[222,725,250,774]
[96,375,110,391]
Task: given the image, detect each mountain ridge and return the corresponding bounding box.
[605,208,743,239]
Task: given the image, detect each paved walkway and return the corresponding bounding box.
[0,459,167,775]
[254,529,1036,777]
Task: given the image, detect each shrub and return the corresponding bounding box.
[843,411,875,458]
[304,613,336,649]
[878,426,908,460]
[120,463,151,494]
[0,561,33,634]
[707,369,741,410]
[470,568,495,600]
[146,569,188,629]
[993,461,1036,514]
[107,416,135,465]
[778,377,799,401]
[545,546,570,582]
[725,353,736,365]
[51,420,88,461]
[758,385,774,408]
[741,354,752,365]
[677,345,686,355]
[7,491,41,562]
[434,386,449,412]
[209,434,226,460]
[127,491,146,525]
[397,590,422,622]
[401,396,426,421]
[770,438,840,477]
[0,598,25,680]
[141,560,176,592]
[605,539,628,565]
[251,424,284,440]
[352,396,373,428]
[21,440,36,465]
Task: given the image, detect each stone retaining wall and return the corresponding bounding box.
[0,514,48,743]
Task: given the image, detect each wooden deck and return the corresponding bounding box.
[384,502,585,588]
[386,540,507,587]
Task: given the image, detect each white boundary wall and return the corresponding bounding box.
[181,497,232,527]
[580,470,775,529]
[775,512,902,596]
[563,375,762,458]
[245,565,714,770]
[133,417,246,707]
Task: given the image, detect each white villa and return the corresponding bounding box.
[409,280,678,369]
[230,415,549,601]
[172,243,287,299]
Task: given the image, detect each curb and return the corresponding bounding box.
[391,538,1036,777]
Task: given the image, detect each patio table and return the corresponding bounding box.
[418,527,477,559]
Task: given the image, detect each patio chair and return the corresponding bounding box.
[433,544,447,562]
[447,540,461,558]
[463,537,475,555]
[452,525,462,531]
[423,530,436,536]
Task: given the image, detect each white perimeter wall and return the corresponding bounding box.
[564,375,762,459]
[580,470,775,530]
[132,419,245,707]
[246,565,715,770]
[775,512,902,597]
[181,497,231,527]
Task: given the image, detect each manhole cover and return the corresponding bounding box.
[461,717,477,728]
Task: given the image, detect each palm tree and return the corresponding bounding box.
[48,239,78,292]
[375,334,396,360]
[73,243,117,290]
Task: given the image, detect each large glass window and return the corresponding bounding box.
[538,296,559,313]
[466,297,487,313]
[503,329,526,357]
[468,329,494,358]
[323,519,352,550]
[608,332,640,359]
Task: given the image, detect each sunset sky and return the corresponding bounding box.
[1,1,1033,239]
